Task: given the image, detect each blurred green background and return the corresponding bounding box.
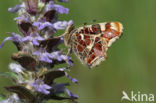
[0,0,156,103]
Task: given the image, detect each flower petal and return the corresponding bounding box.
[22,36,33,42]
[8,5,21,13]
[53,20,73,30]
[40,55,52,63]
[32,39,40,46]
[46,1,69,14]
[0,33,22,48]
[33,21,53,30]
[0,37,13,48]
[58,0,69,3]
[9,63,24,73]
[54,4,69,14]
[30,79,51,95]
[65,73,78,84]
[65,89,78,99]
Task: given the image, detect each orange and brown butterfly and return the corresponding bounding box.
[63,22,123,68]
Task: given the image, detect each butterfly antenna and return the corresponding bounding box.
[83,22,88,26]
[82,22,88,29]
[92,19,97,23]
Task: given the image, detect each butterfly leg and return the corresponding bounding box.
[66,48,72,56]
[64,24,75,35]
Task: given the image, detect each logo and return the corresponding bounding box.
[121,91,155,102]
[63,22,123,68]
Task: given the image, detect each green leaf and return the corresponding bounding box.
[39,37,60,52]
[0,72,18,80]
[40,70,65,85]
[11,52,38,71]
[0,94,6,102]
[5,85,36,102]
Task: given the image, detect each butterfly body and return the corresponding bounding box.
[63,22,123,68]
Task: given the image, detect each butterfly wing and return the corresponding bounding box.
[71,26,96,66]
[71,22,123,68]
[101,22,123,47]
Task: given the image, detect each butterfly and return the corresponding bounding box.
[63,22,123,68]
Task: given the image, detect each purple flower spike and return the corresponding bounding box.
[1,0,79,102]
[30,79,51,95]
[0,33,22,48]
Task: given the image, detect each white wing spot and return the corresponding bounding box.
[80,34,84,40]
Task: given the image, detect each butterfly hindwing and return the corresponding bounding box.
[64,22,123,68]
